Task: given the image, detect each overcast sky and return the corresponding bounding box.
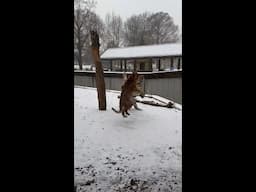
[94,0,182,32]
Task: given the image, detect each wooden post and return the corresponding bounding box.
[90,31,106,110]
[124,60,127,72]
[148,59,152,72]
[178,57,181,69]
[110,60,113,71]
[120,60,123,71]
[170,57,174,70]
[151,58,153,71]
[134,60,137,72]
[158,58,161,71]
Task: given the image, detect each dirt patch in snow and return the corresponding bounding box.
[75,147,182,192]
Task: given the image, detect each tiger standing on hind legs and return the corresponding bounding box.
[112,71,145,118]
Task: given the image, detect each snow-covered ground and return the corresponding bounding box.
[74,86,182,192]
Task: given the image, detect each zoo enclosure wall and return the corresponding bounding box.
[74,71,182,104]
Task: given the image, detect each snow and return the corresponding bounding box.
[74,86,182,192]
[100,43,182,59]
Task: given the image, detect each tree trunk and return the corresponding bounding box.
[90,31,106,110]
[78,48,82,70]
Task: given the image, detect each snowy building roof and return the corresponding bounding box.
[100,43,182,60]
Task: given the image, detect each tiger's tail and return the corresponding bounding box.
[112,107,121,113]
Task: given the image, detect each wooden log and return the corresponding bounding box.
[143,95,171,105]
[117,93,180,110]
[135,99,174,108]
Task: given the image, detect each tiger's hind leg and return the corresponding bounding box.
[121,106,127,117]
[122,111,127,117]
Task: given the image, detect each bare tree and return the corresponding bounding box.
[123,13,151,46]
[74,0,96,70]
[123,12,179,46]
[104,12,123,48]
[147,12,179,44]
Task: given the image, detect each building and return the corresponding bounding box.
[100,43,182,72]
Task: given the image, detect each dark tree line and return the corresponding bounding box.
[74,0,181,69]
[74,0,104,70]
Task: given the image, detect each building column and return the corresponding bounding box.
[110,60,113,71]
[134,60,137,72]
[170,57,174,70]
[120,60,123,71]
[151,58,154,71]
[149,59,152,72]
[124,60,127,72]
[158,58,161,71]
[178,57,181,69]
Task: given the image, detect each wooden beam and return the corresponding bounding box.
[74,70,182,79]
